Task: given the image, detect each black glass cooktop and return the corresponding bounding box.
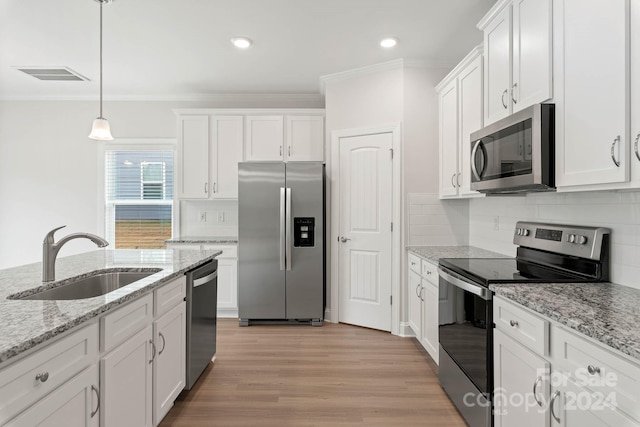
[439,257,595,287]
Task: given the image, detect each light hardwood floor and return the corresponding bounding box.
[160,319,466,426]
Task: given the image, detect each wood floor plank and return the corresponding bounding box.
[159,319,466,426]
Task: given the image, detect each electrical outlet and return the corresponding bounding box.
[199,212,207,222]
[217,212,225,223]
[493,216,499,231]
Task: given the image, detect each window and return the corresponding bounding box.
[105,148,174,249]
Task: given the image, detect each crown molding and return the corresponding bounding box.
[477,0,510,31]
[435,44,484,92]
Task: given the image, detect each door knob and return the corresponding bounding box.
[340,237,351,243]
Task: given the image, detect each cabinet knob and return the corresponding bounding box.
[35,372,49,383]
[509,320,519,327]
[587,365,601,375]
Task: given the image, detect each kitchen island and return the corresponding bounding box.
[0,248,219,365]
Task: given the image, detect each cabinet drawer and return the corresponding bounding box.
[101,293,153,352]
[408,253,421,274]
[494,296,549,356]
[202,244,237,258]
[552,326,640,423]
[421,260,437,285]
[154,275,186,317]
[0,323,98,425]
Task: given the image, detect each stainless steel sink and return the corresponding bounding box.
[18,269,162,300]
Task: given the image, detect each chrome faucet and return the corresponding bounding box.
[43,226,109,282]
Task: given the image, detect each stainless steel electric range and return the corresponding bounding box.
[437,221,611,427]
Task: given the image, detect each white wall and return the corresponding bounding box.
[469,191,640,290]
[408,194,469,246]
[180,200,238,237]
[0,95,322,270]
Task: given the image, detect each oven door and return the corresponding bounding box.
[438,266,492,395]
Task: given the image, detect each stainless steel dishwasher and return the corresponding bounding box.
[184,259,218,390]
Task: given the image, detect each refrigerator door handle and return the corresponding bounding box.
[280,187,286,271]
[286,187,292,271]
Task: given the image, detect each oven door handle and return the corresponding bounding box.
[438,267,492,301]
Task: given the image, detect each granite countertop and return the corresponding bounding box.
[166,235,238,244]
[0,248,220,366]
[491,282,640,362]
[407,245,510,263]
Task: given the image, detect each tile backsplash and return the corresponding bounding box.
[180,200,238,237]
[407,193,469,246]
[468,191,640,290]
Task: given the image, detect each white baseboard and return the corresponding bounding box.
[217,308,238,318]
[324,308,335,323]
[398,322,416,338]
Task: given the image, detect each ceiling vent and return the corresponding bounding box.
[14,66,89,81]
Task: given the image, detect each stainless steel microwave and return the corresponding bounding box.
[470,104,555,194]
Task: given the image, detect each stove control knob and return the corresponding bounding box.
[522,229,530,237]
[515,228,521,236]
[577,235,588,245]
[568,234,576,243]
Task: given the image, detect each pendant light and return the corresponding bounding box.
[89,0,113,140]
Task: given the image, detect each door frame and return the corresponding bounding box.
[330,123,402,335]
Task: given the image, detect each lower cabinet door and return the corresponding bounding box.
[217,257,238,314]
[6,365,99,427]
[408,269,422,338]
[421,280,439,364]
[494,329,550,427]
[101,325,153,427]
[153,301,186,426]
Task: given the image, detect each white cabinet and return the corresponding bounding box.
[479,0,552,125]
[245,115,324,162]
[494,329,549,427]
[178,115,243,199]
[554,0,630,188]
[406,252,438,364]
[153,301,186,425]
[5,365,99,427]
[437,46,484,199]
[101,325,154,427]
[630,0,640,186]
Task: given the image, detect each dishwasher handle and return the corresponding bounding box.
[193,270,218,288]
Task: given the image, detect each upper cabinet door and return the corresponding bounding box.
[244,116,284,161]
[631,0,640,185]
[512,0,552,112]
[439,79,459,198]
[555,0,629,187]
[285,115,324,162]
[211,116,243,199]
[179,116,209,199]
[483,6,512,125]
[458,54,484,197]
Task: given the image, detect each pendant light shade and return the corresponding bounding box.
[89,0,113,140]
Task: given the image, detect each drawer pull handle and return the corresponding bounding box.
[411,261,416,266]
[532,376,543,407]
[550,390,561,423]
[426,270,432,275]
[509,320,519,327]
[159,332,166,355]
[35,372,49,383]
[91,385,100,418]
[587,365,601,375]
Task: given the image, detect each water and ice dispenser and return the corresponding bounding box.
[293,217,315,247]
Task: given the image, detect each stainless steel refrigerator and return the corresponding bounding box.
[238,162,324,326]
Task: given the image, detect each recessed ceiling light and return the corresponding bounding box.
[231,37,252,49]
[380,37,398,48]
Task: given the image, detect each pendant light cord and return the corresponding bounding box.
[99,1,103,119]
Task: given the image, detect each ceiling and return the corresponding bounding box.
[0,0,496,101]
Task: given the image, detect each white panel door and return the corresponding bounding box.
[211,116,243,199]
[512,0,553,111]
[180,116,210,198]
[631,0,640,186]
[408,269,422,337]
[555,0,629,187]
[244,116,284,161]
[153,302,186,426]
[101,325,153,427]
[439,79,459,198]
[338,132,393,332]
[484,5,512,125]
[458,54,483,196]
[285,115,324,161]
